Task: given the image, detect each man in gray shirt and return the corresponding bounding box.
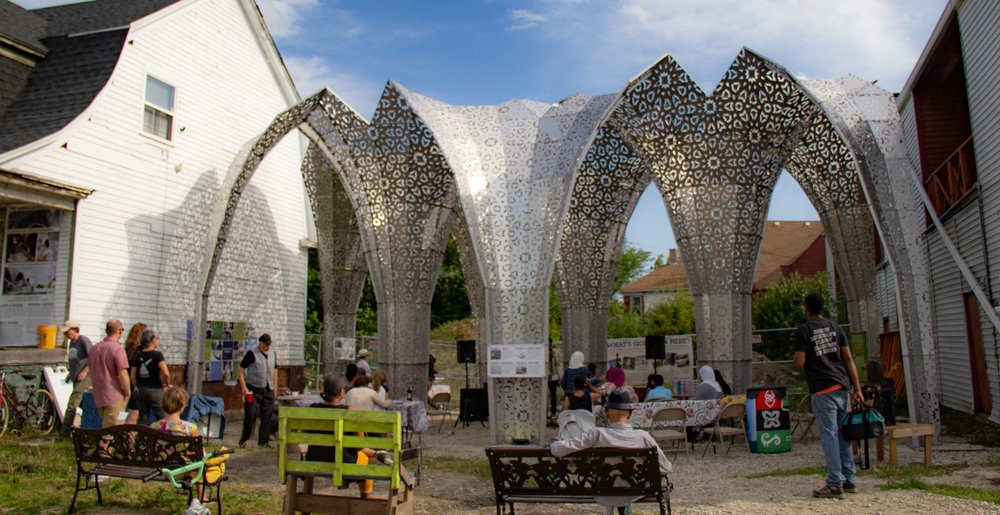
[551,390,672,515]
[59,320,93,437]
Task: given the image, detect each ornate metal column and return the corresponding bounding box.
[797,76,940,428]
[783,85,882,344]
[609,50,817,392]
[451,211,489,385]
[554,124,652,373]
[300,143,368,378]
[400,86,618,444]
[302,85,458,400]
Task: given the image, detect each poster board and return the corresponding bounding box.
[606,336,694,386]
[198,320,255,384]
[487,344,546,378]
[332,336,356,361]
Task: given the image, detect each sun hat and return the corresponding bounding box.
[358,349,371,358]
[60,320,80,334]
[605,390,633,411]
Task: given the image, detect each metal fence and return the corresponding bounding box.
[304,325,845,392]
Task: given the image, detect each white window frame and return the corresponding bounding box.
[142,74,175,141]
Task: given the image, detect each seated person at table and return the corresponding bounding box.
[345,375,393,411]
[560,351,590,396]
[563,375,594,412]
[645,374,673,401]
[552,390,672,515]
[714,369,733,396]
[371,371,390,411]
[694,366,723,400]
[598,367,639,403]
[587,363,603,388]
[306,375,392,499]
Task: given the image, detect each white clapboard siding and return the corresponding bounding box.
[8,0,308,365]
[959,0,1000,422]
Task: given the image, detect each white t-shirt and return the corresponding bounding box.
[356,358,370,376]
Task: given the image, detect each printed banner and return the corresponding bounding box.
[487,344,546,378]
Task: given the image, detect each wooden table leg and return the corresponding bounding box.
[924,435,932,466]
[889,437,898,466]
[876,436,884,461]
[285,474,297,515]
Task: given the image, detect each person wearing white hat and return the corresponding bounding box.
[59,320,93,437]
[355,348,371,377]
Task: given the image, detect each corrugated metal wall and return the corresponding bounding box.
[874,262,898,332]
[959,0,1000,422]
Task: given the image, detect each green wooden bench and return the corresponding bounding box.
[278,407,414,515]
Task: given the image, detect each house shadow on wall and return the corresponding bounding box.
[105,169,300,373]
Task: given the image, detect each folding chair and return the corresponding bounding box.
[702,402,749,457]
[649,406,690,458]
[791,394,815,440]
[428,392,454,431]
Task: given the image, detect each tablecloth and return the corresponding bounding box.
[390,400,429,433]
[594,396,746,429]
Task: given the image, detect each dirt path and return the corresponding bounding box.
[112,413,1000,514]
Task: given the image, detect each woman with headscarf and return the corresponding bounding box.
[598,366,639,403]
[713,369,733,396]
[694,365,724,400]
[560,351,590,396]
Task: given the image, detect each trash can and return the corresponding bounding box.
[745,386,791,453]
[36,325,57,349]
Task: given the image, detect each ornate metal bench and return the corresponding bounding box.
[69,424,225,513]
[485,446,672,515]
[278,407,414,515]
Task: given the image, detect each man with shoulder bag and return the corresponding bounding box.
[793,292,864,499]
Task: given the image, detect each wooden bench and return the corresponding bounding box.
[69,424,226,513]
[486,446,672,515]
[878,423,935,466]
[278,407,414,515]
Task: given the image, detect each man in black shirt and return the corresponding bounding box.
[793,292,863,499]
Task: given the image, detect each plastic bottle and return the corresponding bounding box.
[407,387,413,401]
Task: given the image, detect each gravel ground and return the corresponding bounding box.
[80,412,996,514]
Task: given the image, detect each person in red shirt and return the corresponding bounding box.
[88,319,131,427]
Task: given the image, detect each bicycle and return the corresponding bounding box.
[0,368,57,437]
[142,448,233,514]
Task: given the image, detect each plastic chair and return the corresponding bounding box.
[428,393,453,431]
[649,406,689,458]
[702,402,749,457]
[791,394,815,440]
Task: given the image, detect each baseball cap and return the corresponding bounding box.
[605,390,633,411]
[60,320,80,334]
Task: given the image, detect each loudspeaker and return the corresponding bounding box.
[457,340,477,364]
[645,335,666,360]
[459,388,489,422]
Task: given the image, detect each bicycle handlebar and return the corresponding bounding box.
[153,448,235,489]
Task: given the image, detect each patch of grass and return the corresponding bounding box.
[423,455,491,478]
[882,477,1000,504]
[0,435,283,514]
[874,463,966,481]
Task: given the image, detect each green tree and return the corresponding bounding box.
[355,275,378,336]
[614,243,653,293]
[607,300,643,338]
[640,291,696,336]
[549,282,562,340]
[751,271,843,329]
[305,248,324,335]
[430,237,472,328]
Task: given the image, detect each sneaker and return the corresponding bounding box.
[842,482,857,494]
[375,451,393,466]
[813,485,844,499]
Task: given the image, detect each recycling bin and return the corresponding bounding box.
[745,386,791,453]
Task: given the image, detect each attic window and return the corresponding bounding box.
[143,75,174,140]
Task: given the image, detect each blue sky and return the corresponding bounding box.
[16,0,949,259]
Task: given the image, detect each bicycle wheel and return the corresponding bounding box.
[26,389,56,435]
[0,397,8,437]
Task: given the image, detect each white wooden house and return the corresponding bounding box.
[0,0,311,388]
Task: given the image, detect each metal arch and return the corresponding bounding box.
[784,108,882,342]
[450,206,489,385]
[305,81,460,400]
[399,85,620,444]
[554,122,653,374]
[605,48,819,392]
[190,89,338,393]
[300,143,368,378]
[794,76,941,429]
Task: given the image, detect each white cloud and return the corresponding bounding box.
[283,55,382,118]
[507,9,547,31]
[256,0,321,38]
[521,0,942,94]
